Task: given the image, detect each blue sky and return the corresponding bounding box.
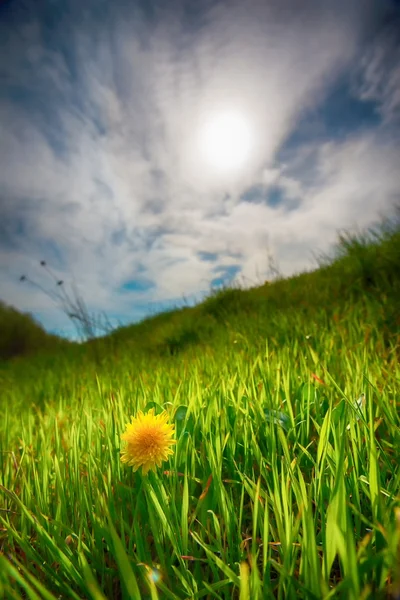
[1,0,400,339]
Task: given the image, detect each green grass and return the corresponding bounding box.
[1,222,400,599]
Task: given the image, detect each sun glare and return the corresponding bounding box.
[199,110,253,171]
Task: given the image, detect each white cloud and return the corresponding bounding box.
[0,0,398,336]
[356,19,400,123]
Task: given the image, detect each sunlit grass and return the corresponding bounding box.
[0,223,399,599]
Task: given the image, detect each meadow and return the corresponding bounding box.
[0,224,399,599]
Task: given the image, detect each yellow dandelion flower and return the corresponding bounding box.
[120,408,176,475]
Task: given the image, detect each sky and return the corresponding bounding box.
[1,0,400,339]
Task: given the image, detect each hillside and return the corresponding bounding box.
[93,222,400,362]
[0,300,70,361]
[0,221,399,599]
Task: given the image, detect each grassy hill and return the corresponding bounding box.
[0,221,399,599]
[0,300,70,361]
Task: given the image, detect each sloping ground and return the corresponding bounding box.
[92,223,400,361]
[0,300,69,361]
[0,223,399,599]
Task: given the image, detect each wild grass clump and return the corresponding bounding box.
[201,286,259,321]
[0,219,399,599]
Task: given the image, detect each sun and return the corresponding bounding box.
[199,110,253,172]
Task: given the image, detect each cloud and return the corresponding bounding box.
[211,270,241,289]
[0,0,398,336]
[355,12,400,123]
